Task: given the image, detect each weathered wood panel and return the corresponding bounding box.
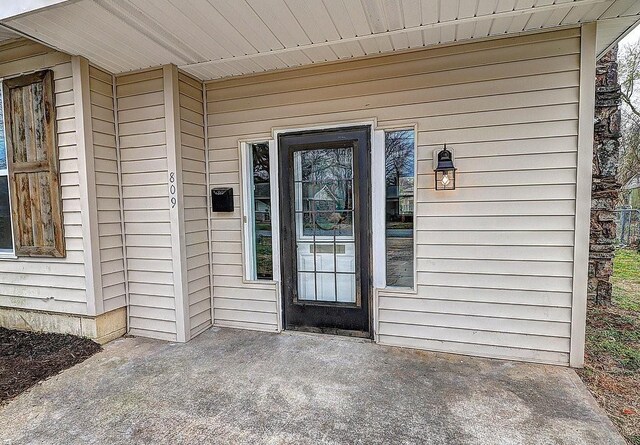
[3,70,65,257]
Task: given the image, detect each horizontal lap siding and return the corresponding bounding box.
[206,29,581,364]
[0,39,86,314]
[206,151,279,329]
[117,69,176,341]
[178,72,212,337]
[89,65,126,313]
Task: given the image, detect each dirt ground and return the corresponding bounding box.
[0,328,101,404]
[578,249,640,445]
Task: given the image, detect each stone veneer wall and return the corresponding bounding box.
[589,46,622,305]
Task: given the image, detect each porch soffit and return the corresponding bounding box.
[1,0,639,81]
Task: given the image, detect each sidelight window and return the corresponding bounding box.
[243,142,274,280]
[0,85,12,253]
[384,129,415,288]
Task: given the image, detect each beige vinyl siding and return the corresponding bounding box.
[0,40,87,314]
[178,71,212,337]
[206,28,582,364]
[116,68,177,340]
[89,65,126,313]
[207,147,279,330]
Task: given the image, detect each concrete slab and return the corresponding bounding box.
[0,328,625,445]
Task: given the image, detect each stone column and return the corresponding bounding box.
[589,46,621,305]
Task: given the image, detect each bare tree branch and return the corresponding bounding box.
[618,40,640,187]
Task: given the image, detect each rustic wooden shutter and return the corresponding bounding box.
[2,70,65,257]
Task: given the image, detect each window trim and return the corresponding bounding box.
[239,140,278,283]
[0,78,15,256]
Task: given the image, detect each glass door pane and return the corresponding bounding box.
[293,147,356,303]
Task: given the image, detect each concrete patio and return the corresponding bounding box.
[0,328,625,445]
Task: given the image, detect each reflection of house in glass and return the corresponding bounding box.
[303,185,352,237]
[386,176,414,223]
[251,143,273,280]
[310,185,339,210]
[253,182,271,222]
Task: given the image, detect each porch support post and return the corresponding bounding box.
[571,23,597,368]
[72,55,103,316]
[163,64,190,342]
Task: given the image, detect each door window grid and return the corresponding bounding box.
[294,148,356,303]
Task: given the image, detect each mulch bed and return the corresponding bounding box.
[0,328,101,404]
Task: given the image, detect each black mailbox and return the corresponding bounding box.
[211,188,234,212]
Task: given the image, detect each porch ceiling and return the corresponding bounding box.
[0,27,18,43]
[1,0,639,81]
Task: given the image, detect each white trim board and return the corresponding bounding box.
[268,139,282,332]
[163,64,190,343]
[372,129,386,291]
[239,140,259,282]
[570,23,597,369]
[72,55,102,316]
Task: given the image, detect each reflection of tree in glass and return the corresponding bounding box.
[251,143,272,280]
[385,130,414,226]
[301,148,353,236]
[385,131,414,186]
[302,148,352,179]
[252,143,269,182]
[0,88,5,170]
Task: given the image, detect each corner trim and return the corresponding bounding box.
[570,23,596,368]
[163,64,190,342]
[72,55,103,316]
[111,71,130,334]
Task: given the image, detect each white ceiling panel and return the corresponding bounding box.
[0,0,638,80]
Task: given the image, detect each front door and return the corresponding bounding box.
[278,127,371,336]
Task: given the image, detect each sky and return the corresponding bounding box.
[621,22,640,47]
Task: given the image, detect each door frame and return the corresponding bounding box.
[271,120,378,336]
[278,126,371,335]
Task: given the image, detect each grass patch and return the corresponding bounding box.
[579,249,640,444]
[613,249,640,312]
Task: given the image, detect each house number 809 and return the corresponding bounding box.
[169,172,177,208]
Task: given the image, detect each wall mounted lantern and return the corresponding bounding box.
[433,145,456,191]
